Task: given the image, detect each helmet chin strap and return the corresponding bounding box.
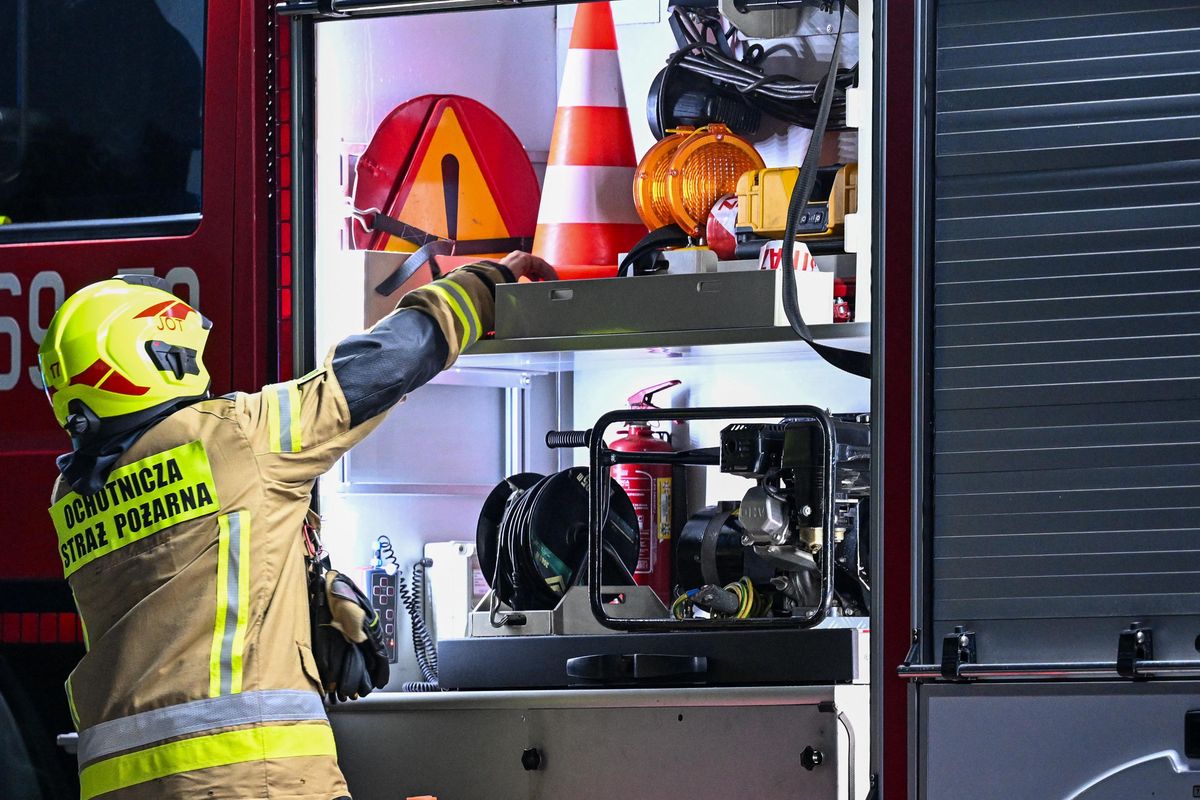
[59,393,210,496]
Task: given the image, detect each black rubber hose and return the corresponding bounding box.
[778,1,871,379]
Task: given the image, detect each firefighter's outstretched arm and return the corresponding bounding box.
[239,252,555,482]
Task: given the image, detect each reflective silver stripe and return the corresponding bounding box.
[76,689,327,766]
[218,511,243,696]
[276,385,294,452]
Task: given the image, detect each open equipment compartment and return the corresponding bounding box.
[287,2,876,798]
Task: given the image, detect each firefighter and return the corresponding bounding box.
[37,253,556,800]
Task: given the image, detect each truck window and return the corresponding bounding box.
[0,0,205,242]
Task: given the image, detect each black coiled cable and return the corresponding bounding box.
[377,537,440,691]
[492,474,566,618]
[397,558,439,686]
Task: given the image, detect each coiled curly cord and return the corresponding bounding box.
[377,537,440,691]
[397,558,439,686]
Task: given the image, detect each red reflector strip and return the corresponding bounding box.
[98,370,151,397]
[70,359,113,388]
[135,301,195,320]
[162,303,195,320]
[133,300,174,319]
[0,612,82,644]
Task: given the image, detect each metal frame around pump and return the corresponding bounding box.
[550,404,843,632]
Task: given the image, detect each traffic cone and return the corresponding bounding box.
[532,1,647,279]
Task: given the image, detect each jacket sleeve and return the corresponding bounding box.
[239,261,514,483]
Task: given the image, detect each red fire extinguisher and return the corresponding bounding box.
[610,381,680,605]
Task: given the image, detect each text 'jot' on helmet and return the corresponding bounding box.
[38,275,213,437]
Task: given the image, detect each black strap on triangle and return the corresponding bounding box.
[369,212,533,297]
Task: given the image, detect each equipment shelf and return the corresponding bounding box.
[455,322,869,373]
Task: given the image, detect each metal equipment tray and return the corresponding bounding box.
[494,256,851,340]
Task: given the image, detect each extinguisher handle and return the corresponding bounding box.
[546,429,592,449]
[627,379,682,411]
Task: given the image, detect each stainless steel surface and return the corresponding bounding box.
[339,684,836,711]
[430,369,538,389]
[460,325,869,372]
[525,702,836,799]
[467,586,668,637]
[331,686,841,800]
[919,681,1200,800]
[901,660,1200,681]
[505,385,528,478]
[837,709,856,800]
[496,260,854,341]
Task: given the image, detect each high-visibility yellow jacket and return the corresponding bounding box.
[49,263,512,800]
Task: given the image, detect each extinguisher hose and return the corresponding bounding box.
[779,1,871,380]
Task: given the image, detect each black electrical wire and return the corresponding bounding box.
[490,474,559,622]
[665,8,856,129]
[777,0,871,380]
[378,536,440,691]
[398,558,438,682]
[748,42,802,64]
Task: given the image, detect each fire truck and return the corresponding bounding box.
[3,1,1198,799]
[0,3,279,794]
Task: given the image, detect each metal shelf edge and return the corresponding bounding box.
[457,323,870,371]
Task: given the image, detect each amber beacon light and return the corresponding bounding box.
[633,124,765,238]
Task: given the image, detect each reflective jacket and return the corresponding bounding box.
[49,263,512,800]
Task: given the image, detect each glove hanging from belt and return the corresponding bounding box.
[305,516,390,702]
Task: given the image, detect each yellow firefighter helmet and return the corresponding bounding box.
[38,275,212,437]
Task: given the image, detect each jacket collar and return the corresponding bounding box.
[56,397,204,496]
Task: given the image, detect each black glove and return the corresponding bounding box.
[308,563,390,703]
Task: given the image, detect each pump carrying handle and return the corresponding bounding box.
[546,429,591,449]
[627,380,682,410]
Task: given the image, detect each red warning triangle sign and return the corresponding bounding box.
[352,96,540,255]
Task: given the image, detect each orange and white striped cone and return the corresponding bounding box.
[532,1,647,279]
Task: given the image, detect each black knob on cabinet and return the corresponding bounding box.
[521,747,542,771]
[801,746,824,771]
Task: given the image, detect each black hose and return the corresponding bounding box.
[778,1,871,379]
